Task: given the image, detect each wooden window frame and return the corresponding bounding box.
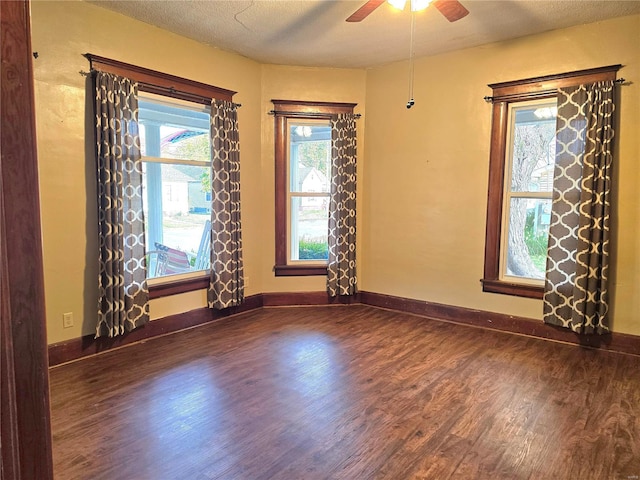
[85,54,236,298]
[85,54,235,103]
[272,100,356,277]
[481,65,621,299]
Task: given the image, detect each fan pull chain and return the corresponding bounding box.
[407,12,416,109]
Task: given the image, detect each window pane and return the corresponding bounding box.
[142,162,211,278]
[290,123,331,193]
[510,102,557,193]
[505,198,551,280]
[290,196,329,261]
[139,96,212,279]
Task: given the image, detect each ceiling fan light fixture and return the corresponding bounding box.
[387,0,407,11]
[387,0,432,11]
[348,0,466,22]
[410,0,432,11]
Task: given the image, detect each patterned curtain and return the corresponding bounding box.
[543,81,615,334]
[94,71,149,337]
[208,99,244,309]
[327,113,358,296]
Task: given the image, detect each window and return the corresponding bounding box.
[139,95,211,281]
[85,54,236,298]
[288,121,331,262]
[272,100,356,276]
[501,99,557,284]
[482,65,621,298]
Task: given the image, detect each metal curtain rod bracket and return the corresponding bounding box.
[483,77,627,103]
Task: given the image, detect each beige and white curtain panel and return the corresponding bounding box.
[543,81,615,335]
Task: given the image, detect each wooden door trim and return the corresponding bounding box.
[0,1,54,478]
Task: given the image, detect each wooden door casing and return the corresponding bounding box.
[0,1,54,478]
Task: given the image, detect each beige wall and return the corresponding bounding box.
[31,1,639,344]
[31,1,263,344]
[260,65,367,293]
[31,2,366,344]
[362,15,640,335]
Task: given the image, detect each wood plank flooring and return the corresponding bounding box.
[49,305,640,479]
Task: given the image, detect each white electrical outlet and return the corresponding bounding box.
[63,312,74,328]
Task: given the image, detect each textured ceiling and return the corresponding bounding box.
[89,0,640,68]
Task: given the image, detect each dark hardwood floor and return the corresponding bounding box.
[49,305,640,480]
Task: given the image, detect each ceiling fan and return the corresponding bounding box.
[346,0,469,23]
[347,0,469,109]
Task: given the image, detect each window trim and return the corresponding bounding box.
[86,54,236,298]
[148,274,210,299]
[272,100,356,277]
[85,53,236,104]
[481,65,621,299]
[498,98,556,286]
[286,119,331,265]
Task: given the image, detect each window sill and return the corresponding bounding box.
[274,264,328,277]
[481,278,543,299]
[148,273,209,299]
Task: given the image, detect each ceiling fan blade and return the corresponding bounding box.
[432,0,469,22]
[346,0,386,22]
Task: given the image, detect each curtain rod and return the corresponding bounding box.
[79,69,242,108]
[268,109,361,119]
[483,77,627,103]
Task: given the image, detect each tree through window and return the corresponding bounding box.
[503,100,556,281]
